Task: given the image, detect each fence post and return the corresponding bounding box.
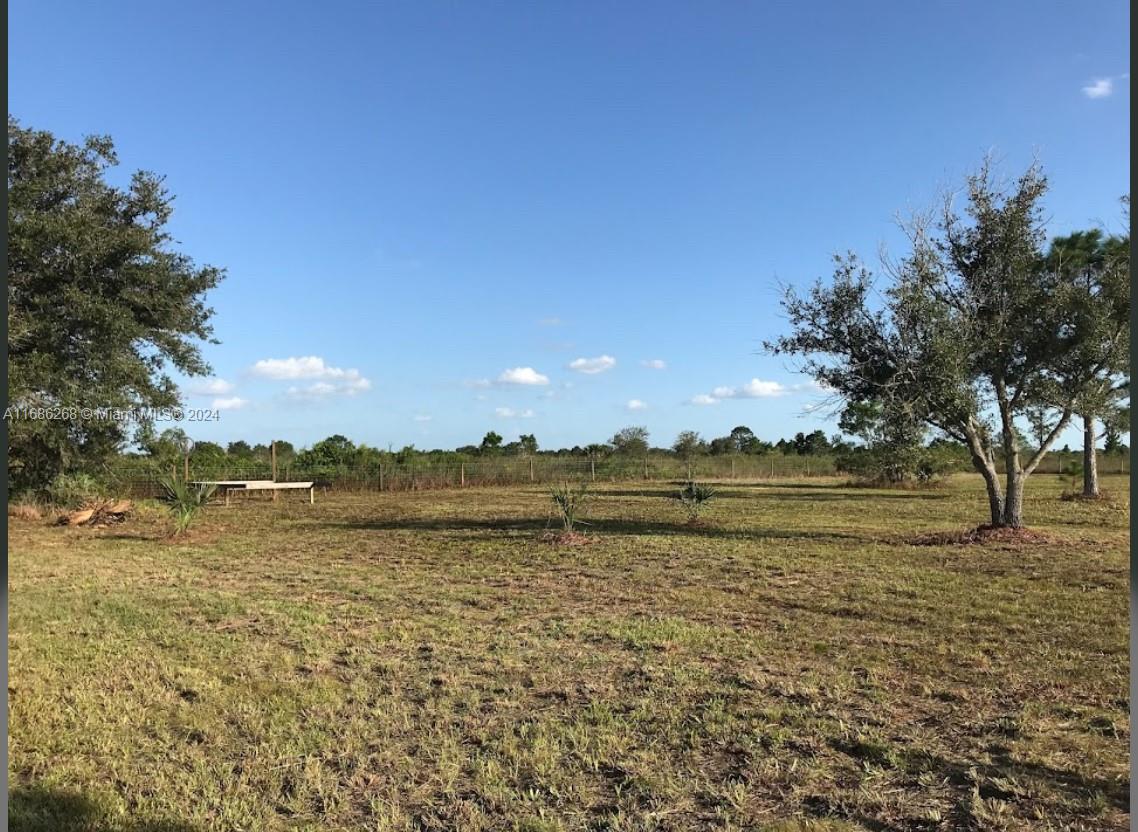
[687,461,692,480]
[644,457,649,480]
[529,458,534,483]
[590,458,596,482]
[771,457,775,478]
[460,463,465,487]
[271,441,278,482]
[379,464,384,491]
[183,454,190,482]
[731,457,735,479]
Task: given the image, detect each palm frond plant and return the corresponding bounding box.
[158,474,217,537]
[676,480,716,523]
[550,481,592,534]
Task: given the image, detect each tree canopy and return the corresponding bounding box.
[768,159,1129,528]
[7,117,223,492]
[611,426,650,456]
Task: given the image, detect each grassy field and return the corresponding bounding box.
[7,474,1130,831]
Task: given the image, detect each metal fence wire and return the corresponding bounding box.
[103,450,1128,498]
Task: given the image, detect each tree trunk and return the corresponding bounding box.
[976,458,1004,526]
[1002,467,1025,528]
[994,379,1026,528]
[963,419,1003,526]
[1082,412,1099,497]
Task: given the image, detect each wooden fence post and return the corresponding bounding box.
[590,459,596,482]
[379,464,384,491]
[529,458,534,483]
[460,463,465,487]
[271,441,278,482]
[731,457,735,479]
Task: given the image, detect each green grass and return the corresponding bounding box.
[8,474,1129,831]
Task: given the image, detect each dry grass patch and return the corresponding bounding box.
[8,474,1129,831]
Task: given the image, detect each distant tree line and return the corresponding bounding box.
[6,119,1127,529]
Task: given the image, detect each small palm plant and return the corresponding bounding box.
[677,480,716,523]
[549,481,592,534]
[158,474,217,537]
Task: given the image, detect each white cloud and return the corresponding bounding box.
[1083,77,1113,98]
[692,378,789,404]
[412,415,432,422]
[640,359,667,370]
[497,367,550,386]
[189,378,234,396]
[286,383,334,400]
[739,379,788,398]
[286,378,371,401]
[538,316,562,327]
[252,356,333,379]
[251,355,368,385]
[343,377,371,394]
[495,407,536,419]
[626,399,648,411]
[568,355,616,374]
[212,396,248,411]
[253,356,371,397]
[794,379,833,393]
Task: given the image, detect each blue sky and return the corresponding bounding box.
[9,1,1130,451]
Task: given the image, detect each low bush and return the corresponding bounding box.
[44,472,106,508]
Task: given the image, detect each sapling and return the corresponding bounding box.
[549,481,592,534]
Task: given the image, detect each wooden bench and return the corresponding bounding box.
[191,480,315,505]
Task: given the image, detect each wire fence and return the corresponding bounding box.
[108,455,838,497]
[104,450,1129,498]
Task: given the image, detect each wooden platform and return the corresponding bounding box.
[192,480,315,505]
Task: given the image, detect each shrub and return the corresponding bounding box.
[158,474,217,536]
[45,472,106,508]
[836,444,962,486]
[550,481,592,533]
[676,480,716,522]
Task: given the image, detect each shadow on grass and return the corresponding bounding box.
[898,748,1130,824]
[800,745,1128,830]
[322,515,876,543]
[598,486,950,502]
[9,784,198,832]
